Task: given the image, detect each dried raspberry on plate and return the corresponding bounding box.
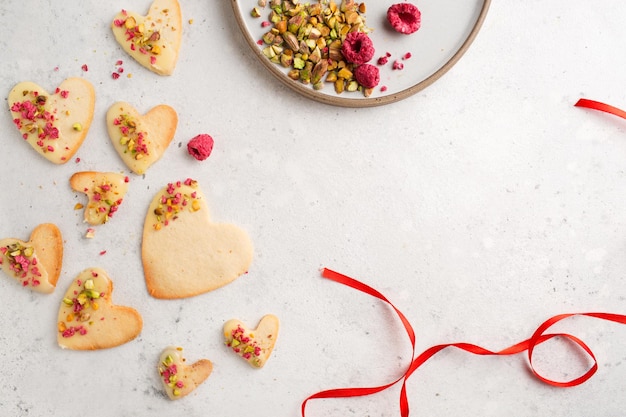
[354,64,380,89]
[341,32,375,65]
[387,3,422,34]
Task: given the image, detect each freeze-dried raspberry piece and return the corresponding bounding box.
[354,64,380,89]
[387,3,421,35]
[341,32,375,65]
[187,134,214,161]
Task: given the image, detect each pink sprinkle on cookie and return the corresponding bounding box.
[341,32,375,65]
[387,3,422,35]
[354,64,380,89]
[187,134,214,161]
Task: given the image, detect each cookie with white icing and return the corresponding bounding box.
[106,102,177,175]
[8,78,95,164]
[0,223,63,293]
[57,267,143,350]
[70,171,130,225]
[157,346,212,400]
[223,314,279,368]
[111,0,182,75]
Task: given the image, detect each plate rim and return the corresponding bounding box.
[231,0,492,108]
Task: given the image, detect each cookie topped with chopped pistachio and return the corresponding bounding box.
[106,101,178,175]
[158,346,213,400]
[7,78,95,164]
[57,267,143,350]
[142,178,254,299]
[0,223,63,293]
[70,171,130,225]
[223,315,280,368]
[111,0,182,75]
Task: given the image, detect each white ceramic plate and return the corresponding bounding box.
[231,0,491,107]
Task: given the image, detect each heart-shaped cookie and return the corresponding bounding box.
[111,0,182,75]
[157,346,212,400]
[70,171,130,225]
[223,315,279,368]
[8,78,95,164]
[57,267,143,350]
[141,179,253,299]
[106,102,177,175]
[0,223,63,293]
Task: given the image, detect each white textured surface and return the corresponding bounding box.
[1,1,626,416]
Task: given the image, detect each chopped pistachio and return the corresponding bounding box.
[311,59,328,84]
[148,31,161,42]
[77,293,88,305]
[346,80,359,92]
[124,16,136,29]
[86,290,100,299]
[282,31,299,51]
[293,56,305,70]
[337,67,352,79]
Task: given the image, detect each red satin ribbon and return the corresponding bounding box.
[301,268,626,417]
[575,98,626,119]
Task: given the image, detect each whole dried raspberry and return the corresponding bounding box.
[354,64,380,89]
[187,134,214,161]
[341,32,375,65]
[387,3,421,35]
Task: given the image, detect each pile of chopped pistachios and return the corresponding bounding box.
[252,0,375,96]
